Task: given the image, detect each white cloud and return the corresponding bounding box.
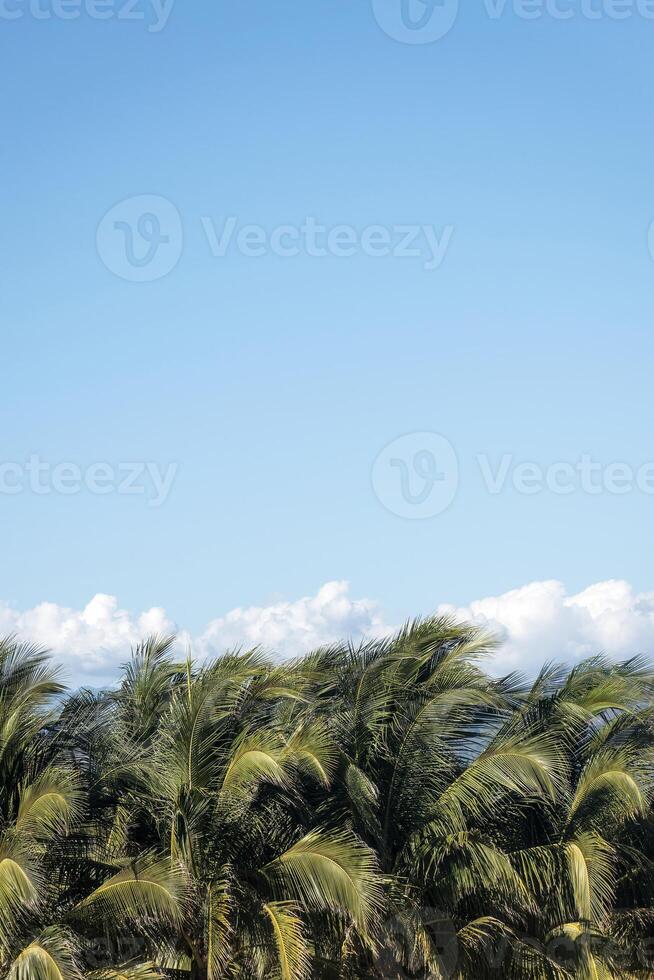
[439,579,654,675]
[0,582,388,685]
[196,581,389,661]
[0,594,175,684]
[1,579,653,685]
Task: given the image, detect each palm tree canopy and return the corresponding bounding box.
[0,624,652,979]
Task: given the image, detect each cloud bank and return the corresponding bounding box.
[195,581,389,662]
[0,594,176,684]
[438,579,654,675]
[1,579,653,684]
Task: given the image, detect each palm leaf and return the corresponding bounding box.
[16,767,83,841]
[7,928,83,980]
[263,830,384,933]
[75,856,184,927]
[263,902,311,980]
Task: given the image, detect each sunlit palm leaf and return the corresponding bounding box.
[16,767,83,841]
[263,830,384,933]
[7,928,83,980]
[76,856,184,926]
[263,902,311,980]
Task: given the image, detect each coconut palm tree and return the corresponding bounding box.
[2,626,653,979]
[0,637,87,978]
[80,645,385,979]
[285,622,654,978]
[0,637,173,980]
[498,657,654,978]
[281,619,564,977]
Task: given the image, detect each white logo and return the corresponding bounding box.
[371,0,459,43]
[96,195,183,282]
[372,433,459,519]
[374,907,459,978]
[648,219,654,267]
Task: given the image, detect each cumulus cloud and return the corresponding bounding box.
[0,594,175,685]
[439,579,654,675]
[196,581,389,660]
[0,582,388,685]
[1,579,653,685]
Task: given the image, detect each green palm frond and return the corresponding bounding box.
[513,833,615,924]
[7,928,84,980]
[436,731,562,828]
[88,965,163,980]
[75,856,184,927]
[206,874,232,979]
[15,767,83,841]
[344,763,382,839]
[566,833,616,923]
[284,723,336,788]
[263,902,311,980]
[0,850,39,935]
[421,831,534,913]
[263,829,384,933]
[567,748,647,831]
[221,732,292,797]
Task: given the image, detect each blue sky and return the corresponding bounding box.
[2,1,654,673]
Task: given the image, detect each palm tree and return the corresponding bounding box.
[498,657,654,978]
[1,625,653,979]
[283,621,654,978]
[0,637,87,978]
[283,619,564,977]
[0,637,172,980]
[80,644,385,979]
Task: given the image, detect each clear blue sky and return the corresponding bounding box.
[2,1,654,634]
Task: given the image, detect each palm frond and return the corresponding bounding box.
[75,856,184,927]
[263,902,311,980]
[263,830,384,933]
